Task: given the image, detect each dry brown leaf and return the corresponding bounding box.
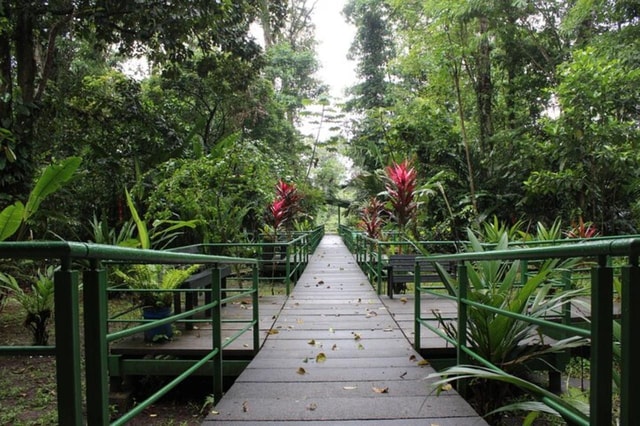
[372,386,389,394]
[331,344,338,351]
[316,352,327,363]
[266,329,279,335]
[242,401,249,412]
[409,355,417,362]
[400,297,408,304]
[307,403,318,411]
[307,339,316,345]
[297,367,307,375]
[417,359,430,366]
[353,333,361,341]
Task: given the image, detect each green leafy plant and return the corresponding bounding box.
[122,188,200,249]
[0,266,56,345]
[434,230,585,367]
[0,157,81,241]
[115,264,200,309]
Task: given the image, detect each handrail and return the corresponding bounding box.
[414,238,640,426]
[0,241,259,426]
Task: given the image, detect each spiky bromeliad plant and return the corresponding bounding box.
[382,159,417,236]
[264,180,302,240]
[431,229,587,419]
[358,197,386,239]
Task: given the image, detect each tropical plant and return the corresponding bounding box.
[0,266,56,345]
[564,218,599,239]
[432,229,586,416]
[428,365,589,425]
[266,180,302,239]
[123,188,200,250]
[381,159,417,235]
[0,157,81,241]
[358,197,386,239]
[114,264,200,310]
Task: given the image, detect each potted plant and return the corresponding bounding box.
[115,264,200,342]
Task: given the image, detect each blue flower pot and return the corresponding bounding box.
[142,306,173,342]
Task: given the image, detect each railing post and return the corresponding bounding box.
[457,262,469,397]
[590,258,613,426]
[285,243,291,295]
[211,266,223,402]
[252,263,260,354]
[54,261,83,425]
[621,262,640,425]
[414,261,422,351]
[84,263,110,425]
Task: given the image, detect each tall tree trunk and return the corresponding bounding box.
[475,16,493,152]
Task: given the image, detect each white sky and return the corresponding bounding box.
[311,1,357,99]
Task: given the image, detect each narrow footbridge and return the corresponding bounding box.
[204,234,487,425]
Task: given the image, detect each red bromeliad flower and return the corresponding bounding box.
[358,197,386,239]
[565,217,599,239]
[384,160,417,231]
[268,180,302,232]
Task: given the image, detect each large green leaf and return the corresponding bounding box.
[0,201,24,241]
[24,157,82,221]
[125,188,150,249]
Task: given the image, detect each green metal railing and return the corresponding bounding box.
[414,238,640,426]
[0,241,259,426]
[196,225,324,295]
[337,225,458,294]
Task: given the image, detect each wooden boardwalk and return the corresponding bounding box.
[203,234,487,425]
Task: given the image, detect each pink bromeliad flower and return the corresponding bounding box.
[384,160,417,231]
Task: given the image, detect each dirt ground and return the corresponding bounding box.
[0,299,209,426]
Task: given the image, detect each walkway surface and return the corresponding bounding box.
[203,234,487,425]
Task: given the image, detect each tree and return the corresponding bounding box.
[0,1,266,202]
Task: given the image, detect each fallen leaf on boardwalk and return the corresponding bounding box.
[409,355,417,362]
[297,367,307,375]
[266,329,279,335]
[372,386,389,394]
[357,343,365,350]
[307,403,318,411]
[308,339,316,345]
[417,359,430,366]
[331,344,338,351]
[400,297,408,304]
[353,332,361,341]
[317,280,324,284]
[440,384,453,391]
[343,386,357,390]
[316,352,327,363]
[242,401,249,412]
[303,357,309,363]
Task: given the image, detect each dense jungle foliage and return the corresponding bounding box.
[0,0,639,242]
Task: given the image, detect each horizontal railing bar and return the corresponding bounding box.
[0,241,257,264]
